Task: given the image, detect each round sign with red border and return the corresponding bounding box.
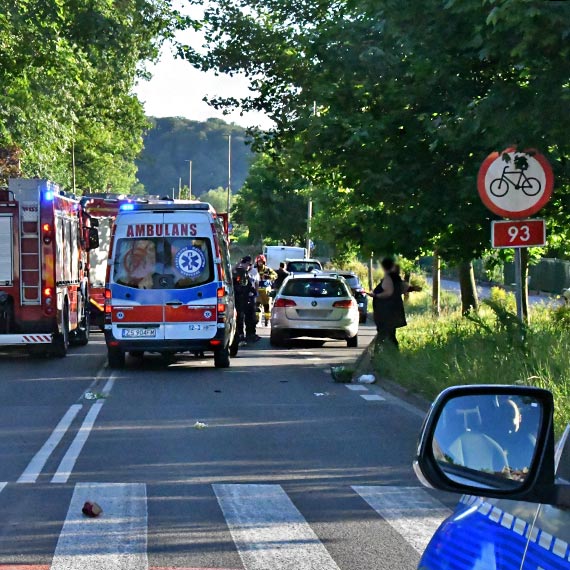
[477,148,553,219]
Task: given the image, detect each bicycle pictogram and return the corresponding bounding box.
[489,162,541,198]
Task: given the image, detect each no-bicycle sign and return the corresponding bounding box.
[477,149,553,218]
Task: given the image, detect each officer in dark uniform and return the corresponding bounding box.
[232,256,260,343]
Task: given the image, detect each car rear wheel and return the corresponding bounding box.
[214,346,230,368]
[270,330,287,347]
[108,347,125,369]
[347,334,358,348]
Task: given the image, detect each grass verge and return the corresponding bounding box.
[372,289,570,437]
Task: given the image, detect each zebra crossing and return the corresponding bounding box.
[0,482,451,569]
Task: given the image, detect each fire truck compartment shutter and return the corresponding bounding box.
[0,216,13,285]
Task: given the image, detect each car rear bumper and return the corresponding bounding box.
[273,327,355,340]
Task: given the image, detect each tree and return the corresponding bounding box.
[200,187,230,212]
[0,0,180,192]
[232,153,308,245]
[182,0,570,313]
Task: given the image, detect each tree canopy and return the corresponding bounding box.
[182,0,570,264]
[0,0,182,193]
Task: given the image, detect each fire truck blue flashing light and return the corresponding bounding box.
[44,191,54,201]
[120,203,135,211]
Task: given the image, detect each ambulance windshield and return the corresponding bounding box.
[112,237,213,289]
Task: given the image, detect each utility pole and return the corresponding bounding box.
[184,160,192,199]
[226,134,232,220]
[71,141,76,194]
[305,198,312,257]
[178,177,182,199]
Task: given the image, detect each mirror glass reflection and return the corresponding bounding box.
[433,394,542,486]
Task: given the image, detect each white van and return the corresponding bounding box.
[104,200,236,368]
[263,245,307,270]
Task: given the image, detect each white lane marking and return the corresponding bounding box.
[51,402,104,483]
[345,385,368,391]
[352,486,450,555]
[102,373,116,396]
[214,484,341,570]
[307,357,322,361]
[51,483,148,570]
[17,405,83,484]
[360,394,385,401]
[0,482,6,494]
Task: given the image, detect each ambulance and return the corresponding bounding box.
[104,200,236,368]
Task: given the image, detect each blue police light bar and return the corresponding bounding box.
[44,191,54,201]
[120,203,135,211]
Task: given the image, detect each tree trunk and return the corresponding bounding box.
[458,261,479,315]
[521,248,529,323]
[432,253,441,316]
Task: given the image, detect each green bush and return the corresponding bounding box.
[373,302,570,437]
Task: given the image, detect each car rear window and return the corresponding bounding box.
[281,278,348,298]
[112,237,213,289]
[341,275,361,289]
[287,261,322,272]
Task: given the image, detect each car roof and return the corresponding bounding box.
[285,272,338,278]
[286,258,321,263]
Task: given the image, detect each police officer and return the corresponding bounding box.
[232,256,260,343]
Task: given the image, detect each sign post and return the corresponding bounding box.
[477,149,553,321]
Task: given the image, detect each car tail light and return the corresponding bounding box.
[274,298,297,308]
[333,299,354,309]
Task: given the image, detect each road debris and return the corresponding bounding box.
[82,501,103,518]
[193,421,208,430]
[357,374,376,384]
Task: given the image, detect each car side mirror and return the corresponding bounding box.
[414,385,570,507]
[88,227,100,250]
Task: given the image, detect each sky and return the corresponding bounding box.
[133,3,272,130]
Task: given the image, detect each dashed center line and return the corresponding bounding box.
[52,402,105,484]
[17,405,83,484]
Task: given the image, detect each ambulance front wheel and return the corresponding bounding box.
[214,346,230,368]
[107,347,125,369]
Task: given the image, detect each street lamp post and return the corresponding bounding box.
[226,134,232,220]
[184,160,192,199]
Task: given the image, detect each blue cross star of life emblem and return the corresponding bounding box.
[175,246,206,278]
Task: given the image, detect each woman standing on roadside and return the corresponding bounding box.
[366,257,421,348]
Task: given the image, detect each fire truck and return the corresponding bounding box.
[0,178,99,356]
[81,194,147,329]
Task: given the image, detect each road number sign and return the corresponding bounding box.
[478,149,553,218]
[491,219,546,249]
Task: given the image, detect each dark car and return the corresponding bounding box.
[323,271,368,323]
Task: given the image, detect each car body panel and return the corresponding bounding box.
[419,427,570,570]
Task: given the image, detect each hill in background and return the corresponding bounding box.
[136,117,254,197]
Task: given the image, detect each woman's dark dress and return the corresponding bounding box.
[372,273,406,346]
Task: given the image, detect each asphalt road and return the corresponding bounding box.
[0,322,455,570]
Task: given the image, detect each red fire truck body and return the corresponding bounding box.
[0,178,98,356]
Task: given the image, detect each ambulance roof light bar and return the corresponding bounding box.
[125,202,211,212]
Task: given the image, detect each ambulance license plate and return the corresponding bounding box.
[122,328,156,338]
